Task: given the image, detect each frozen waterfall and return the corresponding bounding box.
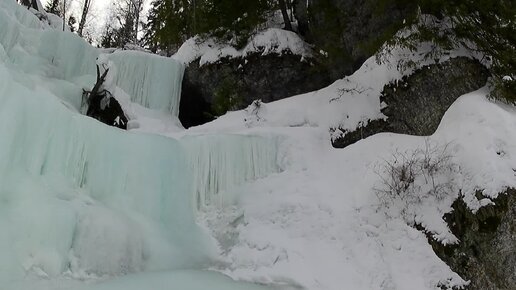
[0,63,212,278]
[0,0,281,286]
[184,134,280,210]
[0,0,184,115]
[108,50,184,116]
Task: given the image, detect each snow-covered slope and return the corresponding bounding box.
[198,89,516,290]
[178,33,513,290]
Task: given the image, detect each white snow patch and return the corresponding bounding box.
[173,28,313,66]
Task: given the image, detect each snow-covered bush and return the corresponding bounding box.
[244,99,265,127]
[375,140,457,219]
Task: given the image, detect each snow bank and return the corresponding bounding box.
[173,28,313,66]
[208,89,516,290]
[185,42,512,290]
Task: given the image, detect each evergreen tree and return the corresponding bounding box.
[68,15,77,32]
[143,0,193,54]
[143,0,275,53]
[384,0,516,102]
[45,0,61,15]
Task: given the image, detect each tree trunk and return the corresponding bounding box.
[133,2,140,43]
[78,0,91,37]
[62,0,66,31]
[20,0,39,10]
[278,0,292,31]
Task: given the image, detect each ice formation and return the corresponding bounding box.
[108,50,184,115]
[0,61,215,278]
[0,1,281,287]
[0,0,184,115]
[183,134,280,210]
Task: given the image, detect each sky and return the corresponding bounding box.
[41,0,151,41]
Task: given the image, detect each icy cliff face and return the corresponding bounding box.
[0,62,213,278]
[0,0,184,115]
[183,134,280,211]
[109,51,185,116]
[0,0,281,284]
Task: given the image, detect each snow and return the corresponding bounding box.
[173,28,313,66]
[2,1,516,290]
[197,88,516,290]
[6,270,278,290]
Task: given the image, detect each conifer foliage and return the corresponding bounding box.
[143,0,276,53]
[384,0,515,102]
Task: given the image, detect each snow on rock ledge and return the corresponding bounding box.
[173,28,313,66]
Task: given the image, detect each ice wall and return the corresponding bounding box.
[0,0,281,283]
[0,62,212,279]
[0,65,280,282]
[183,134,280,210]
[0,0,184,115]
[109,51,185,116]
[0,1,97,79]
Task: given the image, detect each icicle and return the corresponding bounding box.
[182,134,280,211]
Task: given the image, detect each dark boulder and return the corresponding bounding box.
[85,90,128,130]
[179,1,415,128]
[179,52,333,128]
[332,57,490,148]
[424,189,516,290]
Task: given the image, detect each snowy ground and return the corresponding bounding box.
[193,89,516,290]
[1,1,516,290]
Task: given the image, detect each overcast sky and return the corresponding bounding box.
[41,0,151,40]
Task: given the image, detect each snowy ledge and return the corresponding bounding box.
[172,28,313,66]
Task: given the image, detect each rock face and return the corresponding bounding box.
[332,57,490,148]
[428,190,516,290]
[294,0,416,78]
[380,58,490,136]
[85,92,128,130]
[179,52,333,128]
[179,1,414,128]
